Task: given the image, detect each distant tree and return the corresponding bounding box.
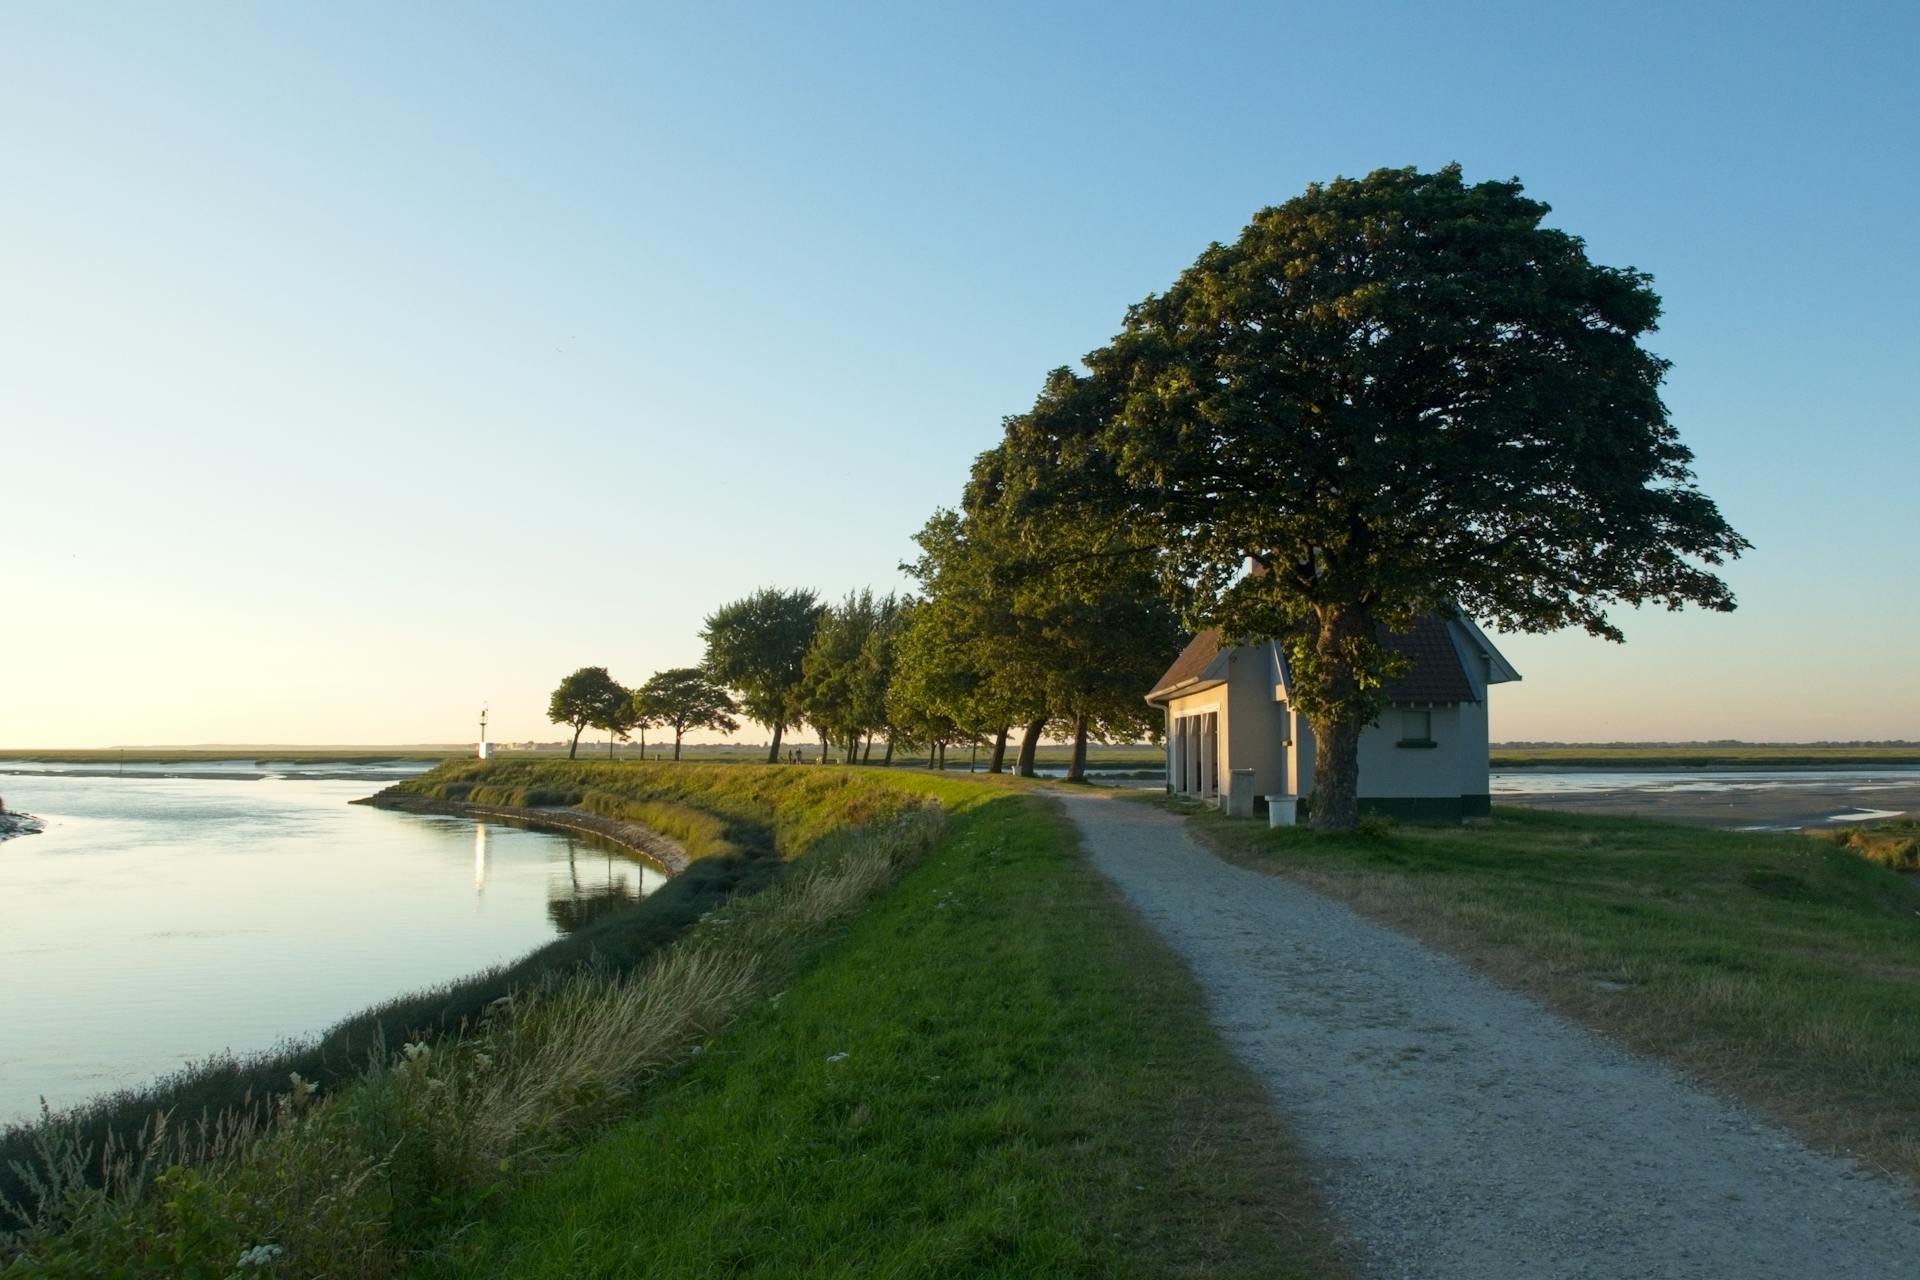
[700,588,823,763]
[1069,165,1748,828]
[593,684,643,760]
[633,668,740,761]
[548,666,629,760]
[798,590,904,765]
[856,593,907,764]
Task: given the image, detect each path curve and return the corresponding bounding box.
[1056,790,1920,1279]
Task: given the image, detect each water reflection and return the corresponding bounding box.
[544,836,668,934]
[0,771,673,1123]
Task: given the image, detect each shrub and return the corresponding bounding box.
[1813,821,1920,873]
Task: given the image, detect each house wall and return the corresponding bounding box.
[1163,686,1225,797]
[1225,650,1288,798]
[1456,697,1492,816]
[1288,704,1315,796]
[1357,704,1465,799]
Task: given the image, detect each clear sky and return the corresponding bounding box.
[4,2,1915,747]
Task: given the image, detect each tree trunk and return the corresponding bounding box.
[569,725,583,759]
[1306,605,1373,832]
[765,723,783,764]
[1066,713,1089,782]
[970,740,978,772]
[607,735,615,760]
[819,727,830,763]
[862,734,873,764]
[988,726,1009,774]
[937,741,946,771]
[1015,718,1045,777]
[882,734,894,766]
[673,728,683,762]
[640,726,647,759]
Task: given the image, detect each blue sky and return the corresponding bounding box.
[4,2,1915,745]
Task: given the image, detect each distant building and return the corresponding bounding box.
[1146,616,1520,822]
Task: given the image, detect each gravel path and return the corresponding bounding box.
[1057,791,1920,1279]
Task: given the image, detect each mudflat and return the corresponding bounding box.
[1497,769,1920,829]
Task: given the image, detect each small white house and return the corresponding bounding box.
[1146,616,1520,822]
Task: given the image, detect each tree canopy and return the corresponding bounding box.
[798,590,903,765]
[1063,165,1746,826]
[699,587,823,763]
[547,666,630,760]
[633,668,739,761]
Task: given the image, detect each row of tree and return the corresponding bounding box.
[550,166,1748,826]
[547,665,739,761]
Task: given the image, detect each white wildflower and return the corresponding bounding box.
[236,1242,285,1268]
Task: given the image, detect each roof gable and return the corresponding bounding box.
[1146,630,1227,703]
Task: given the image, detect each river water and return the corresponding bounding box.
[0,762,664,1126]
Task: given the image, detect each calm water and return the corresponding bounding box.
[0,764,664,1125]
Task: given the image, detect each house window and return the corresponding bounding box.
[1398,709,1434,747]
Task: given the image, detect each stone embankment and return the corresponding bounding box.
[360,794,688,873]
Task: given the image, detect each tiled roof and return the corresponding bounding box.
[1379,616,1477,704]
[1146,630,1224,702]
[1147,615,1478,705]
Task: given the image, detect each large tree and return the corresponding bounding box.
[1077,165,1747,829]
[633,667,739,761]
[972,396,1183,781]
[799,590,906,765]
[699,587,823,763]
[902,506,1053,775]
[548,666,629,760]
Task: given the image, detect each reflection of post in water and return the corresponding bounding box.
[474,823,490,896]
[548,834,641,934]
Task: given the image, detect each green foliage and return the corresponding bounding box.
[700,588,823,760]
[546,667,631,760]
[1061,166,1747,825]
[902,416,1181,775]
[797,589,902,762]
[632,668,739,761]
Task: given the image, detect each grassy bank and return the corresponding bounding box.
[1175,800,1920,1181]
[431,786,1340,1279]
[1491,745,1920,768]
[387,758,936,857]
[5,766,1339,1278]
[2,770,949,1275]
[1,764,922,1237]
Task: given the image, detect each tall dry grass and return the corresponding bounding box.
[1,806,943,1278]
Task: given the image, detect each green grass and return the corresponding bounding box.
[428,787,1341,1280]
[1491,745,1920,768]
[390,759,942,859]
[1176,800,1920,1180]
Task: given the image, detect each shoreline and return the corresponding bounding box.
[358,793,689,874]
[0,812,43,842]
